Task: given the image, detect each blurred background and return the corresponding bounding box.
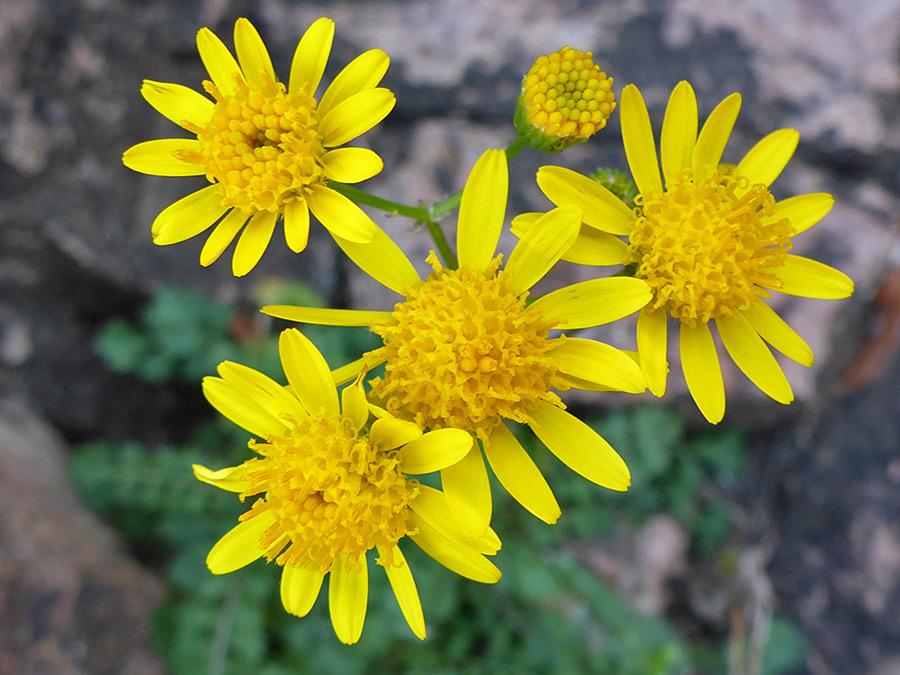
[2,0,899,673]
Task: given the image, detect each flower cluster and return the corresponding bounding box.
[124,18,854,642]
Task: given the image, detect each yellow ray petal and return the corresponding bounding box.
[660,81,698,184]
[283,199,310,253]
[200,209,247,267]
[232,210,277,277]
[280,563,324,617]
[332,352,388,387]
[123,139,205,176]
[202,375,289,438]
[140,80,214,129]
[736,128,799,189]
[377,545,426,640]
[529,402,630,491]
[768,255,854,299]
[717,313,793,404]
[308,184,377,244]
[743,300,814,366]
[279,328,340,416]
[764,192,835,236]
[483,424,560,524]
[504,205,580,294]
[341,380,369,433]
[206,512,275,574]
[321,147,383,184]
[216,359,307,421]
[620,84,663,196]
[679,321,725,424]
[319,48,390,117]
[370,416,422,450]
[152,185,225,242]
[331,223,421,295]
[528,277,651,329]
[637,306,669,397]
[561,227,630,266]
[400,429,474,475]
[196,27,241,97]
[318,88,396,148]
[549,337,646,393]
[329,554,368,645]
[457,149,508,270]
[233,18,275,90]
[407,510,501,583]
[441,444,492,539]
[192,463,252,493]
[262,304,391,326]
[288,17,334,96]
[409,485,499,555]
[692,92,741,182]
[535,166,635,236]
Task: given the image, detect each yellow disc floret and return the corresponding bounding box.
[515,47,616,152]
[627,167,794,326]
[370,254,568,441]
[180,73,324,213]
[238,412,416,573]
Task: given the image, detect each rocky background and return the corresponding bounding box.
[2,0,899,673]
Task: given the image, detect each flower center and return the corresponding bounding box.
[626,167,794,325]
[181,73,325,213]
[370,254,567,441]
[239,413,416,573]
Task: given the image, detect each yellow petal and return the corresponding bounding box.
[637,305,669,396]
[288,17,334,96]
[207,512,275,574]
[329,554,368,645]
[192,463,251,493]
[283,199,310,253]
[377,545,426,640]
[197,27,241,97]
[122,139,205,176]
[529,402,631,491]
[407,510,501,584]
[660,81,698,183]
[279,328,340,416]
[765,193,835,236]
[457,149,508,271]
[232,210,277,276]
[202,375,289,438]
[331,352,388,387]
[528,277,651,329]
[331,223,421,295]
[140,79,214,129]
[679,321,725,424]
[400,429,474,475]
[216,359,307,421]
[410,485,501,555]
[200,209,247,267]
[321,147,383,184]
[341,379,369,433]
[549,337,646,394]
[717,313,793,404]
[692,92,741,182]
[318,88,395,148]
[742,300,814,366]
[262,304,391,326]
[503,205,581,294]
[483,424,560,524]
[152,185,226,242]
[441,445,492,539]
[562,227,630,266]
[535,166,635,236]
[371,415,422,450]
[280,563,324,617]
[307,184,377,244]
[768,255,854,299]
[620,84,663,196]
[736,128,799,189]
[234,18,276,90]
[319,49,390,118]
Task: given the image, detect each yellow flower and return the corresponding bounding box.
[263,150,652,537]
[524,80,854,424]
[123,18,395,276]
[514,47,616,152]
[196,328,500,644]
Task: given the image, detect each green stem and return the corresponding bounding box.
[328,183,429,222]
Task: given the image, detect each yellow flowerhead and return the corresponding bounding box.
[123,18,395,276]
[514,47,616,152]
[525,80,854,424]
[196,328,500,644]
[263,150,652,538]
